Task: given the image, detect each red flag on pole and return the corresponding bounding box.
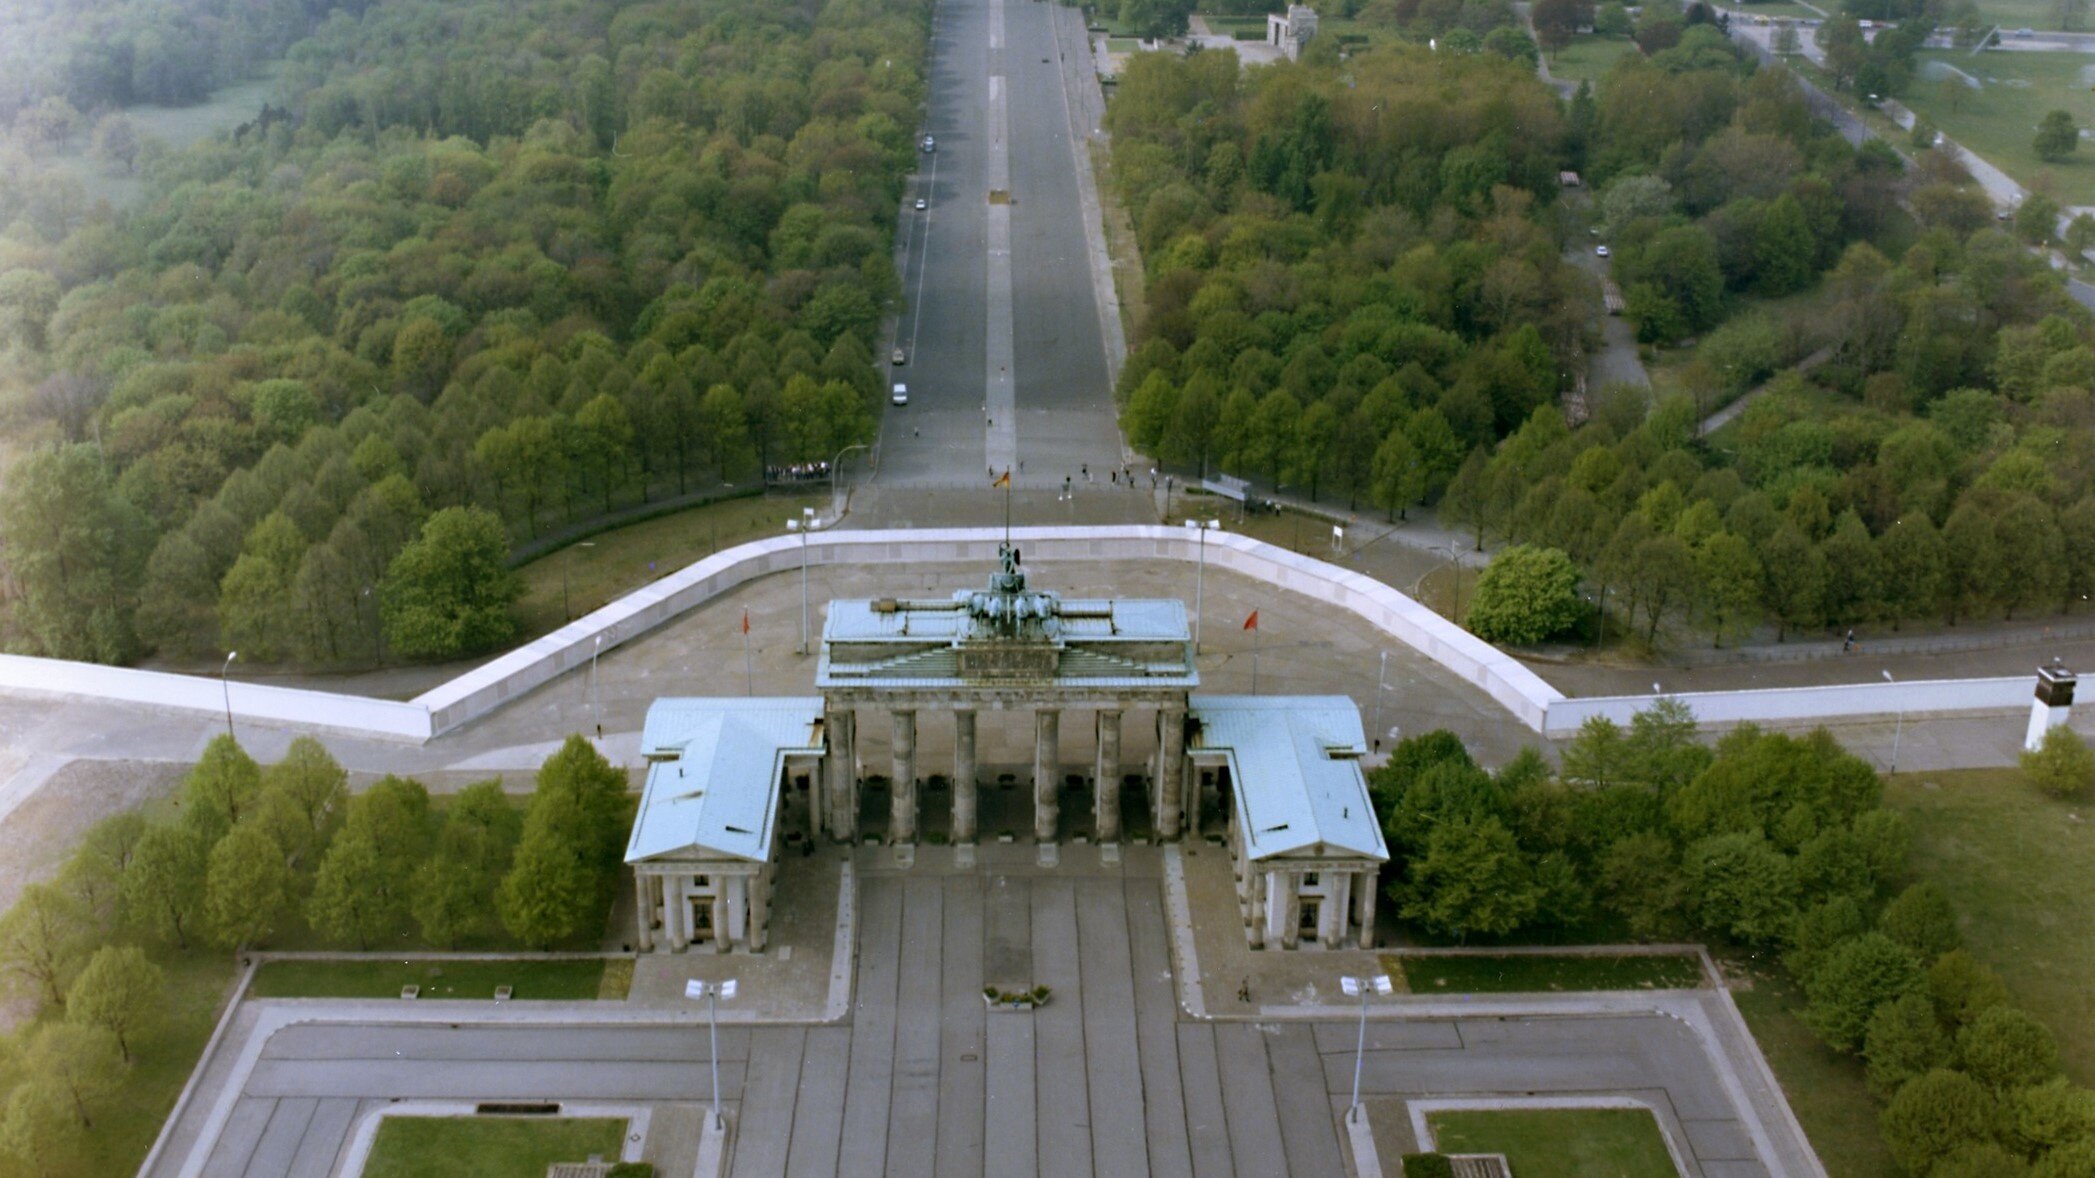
[1243,610,1259,631]
[741,608,749,634]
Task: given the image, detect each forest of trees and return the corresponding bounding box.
[0,0,924,667]
[1108,14,2095,648]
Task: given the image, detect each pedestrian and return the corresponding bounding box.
[1081,463,1089,480]
[1842,628,1854,654]
[1111,469,1118,485]
[1238,978,1251,1003]
[913,428,919,438]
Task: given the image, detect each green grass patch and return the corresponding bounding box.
[1426,1107,1677,1177]
[250,957,609,1000]
[1729,969,1898,1176]
[1901,51,2095,206]
[69,950,239,1178]
[1887,767,2095,1083]
[512,492,820,638]
[1389,952,1705,992]
[362,1116,627,1178]
[1549,36,1639,86]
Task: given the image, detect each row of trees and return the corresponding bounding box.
[0,0,926,667]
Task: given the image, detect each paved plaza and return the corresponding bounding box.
[149,845,1812,1178]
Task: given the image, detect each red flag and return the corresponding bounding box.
[740,608,749,635]
[1243,610,1259,631]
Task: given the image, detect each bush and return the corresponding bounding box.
[1879,881,1960,961]
[1929,950,2011,1029]
[1464,545,1584,646]
[1958,1006,2063,1090]
[1930,1140,2030,1178]
[2021,726,2095,799]
[1864,991,1952,1099]
[1402,1155,1456,1178]
[1880,1069,1997,1175]
[1802,932,1923,1052]
[607,1165,655,1178]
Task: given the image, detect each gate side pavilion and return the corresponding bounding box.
[815,547,1198,846]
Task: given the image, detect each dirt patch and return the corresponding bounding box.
[0,759,188,911]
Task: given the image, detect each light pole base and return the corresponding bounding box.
[697,1109,732,1178]
[1344,1102,1383,1177]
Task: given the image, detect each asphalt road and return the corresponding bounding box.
[873,0,1124,493]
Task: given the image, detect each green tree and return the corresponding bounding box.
[1465,546,1583,645]
[1930,949,2012,1029]
[2011,1078,2095,1154]
[497,794,602,949]
[2036,109,2080,162]
[0,1082,83,1171]
[204,823,295,948]
[1802,931,1924,1052]
[1369,429,1425,520]
[0,883,87,1014]
[412,780,520,947]
[0,444,150,662]
[1864,989,1953,1099]
[2018,192,2063,245]
[253,736,348,871]
[2038,1141,2095,1178]
[66,945,163,1061]
[1880,881,1960,960]
[1959,1006,2063,1090]
[1882,1069,1999,1175]
[22,1023,121,1133]
[380,506,522,658]
[2022,725,2095,799]
[306,831,398,949]
[1397,817,1543,941]
[1696,531,1762,647]
[122,824,209,948]
[1760,524,1825,640]
[58,811,146,932]
[1682,831,1797,945]
[180,734,262,843]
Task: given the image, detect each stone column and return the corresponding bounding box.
[668,877,689,951]
[634,872,654,952]
[725,876,749,946]
[1157,706,1187,839]
[711,894,729,953]
[1354,869,1378,950]
[953,709,979,844]
[1278,871,1303,949]
[826,707,857,842]
[890,708,918,844]
[1324,873,1351,949]
[1034,708,1061,842]
[1093,710,1122,842]
[749,867,771,953]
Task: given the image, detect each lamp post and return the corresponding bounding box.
[787,506,815,654]
[1340,973,1394,1124]
[589,635,603,739]
[684,978,739,1130]
[220,651,238,740]
[1185,518,1220,651]
[1883,669,1902,774]
[1373,650,1389,748]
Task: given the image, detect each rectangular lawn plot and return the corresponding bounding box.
[1392,952,1705,993]
[361,1116,627,1178]
[1428,1107,1679,1178]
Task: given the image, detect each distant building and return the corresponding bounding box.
[1267,4,1319,59]
[1190,696,1388,949]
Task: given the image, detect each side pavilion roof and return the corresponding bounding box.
[625,697,824,865]
[1190,695,1388,863]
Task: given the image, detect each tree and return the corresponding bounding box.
[66,945,163,1061]
[19,1022,125,1128]
[307,831,397,949]
[1930,950,2012,1029]
[0,884,87,1014]
[1532,0,1587,52]
[1931,1141,2032,1178]
[1882,1069,1999,1175]
[1369,430,1425,520]
[0,1083,83,1171]
[1682,831,1797,945]
[380,506,522,658]
[412,780,520,947]
[1760,525,1825,640]
[498,795,602,949]
[2018,192,2063,245]
[1864,990,1953,1098]
[59,811,146,931]
[204,823,295,948]
[254,736,348,870]
[1465,546,1583,645]
[2012,1078,2095,1154]
[1802,931,1923,1052]
[1696,531,1762,647]
[1818,15,1867,88]
[2038,1141,2095,1178]
[0,444,150,663]
[1959,1006,2063,1090]
[90,113,139,173]
[2022,725,2095,799]
[1396,817,1543,940]
[2036,110,2080,163]
[122,824,209,948]
[180,734,262,843]
[1880,881,1961,960]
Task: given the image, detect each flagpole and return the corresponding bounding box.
[1003,469,1012,550]
[1253,617,1260,695]
[742,609,753,696]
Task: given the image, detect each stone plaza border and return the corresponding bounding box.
[0,526,2042,746]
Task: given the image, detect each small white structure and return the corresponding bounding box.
[2025,661,2077,751]
[626,698,826,953]
[1190,695,1388,949]
[1266,4,1320,59]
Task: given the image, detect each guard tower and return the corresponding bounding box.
[816,546,1197,847]
[2026,660,2078,751]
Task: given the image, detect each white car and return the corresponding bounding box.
[922,135,936,152]
[1596,244,1610,257]
[891,383,909,406]
[915,197,928,211]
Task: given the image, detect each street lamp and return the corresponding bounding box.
[787,507,815,654]
[1883,669,1902,774]
[589,635,604,740]
[1184,519,1220,651]
[220,651,238,740]
[684,977,739,1130]
[1373,650,1389,749]
[1340,973,1394,1125]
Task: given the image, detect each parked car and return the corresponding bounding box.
[915,197,928,211]
[922,135,936,152]
[1596,244,1610,257]
[891,383,909,406]
[891,347,906,365]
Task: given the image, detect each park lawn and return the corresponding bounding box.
[1549,36,1639,86]
[66,950,240,1178]
[512,491,820,637]
[1426,1107,1676,1177]
[1389,952,1705,992]
[362,1116,628,1178]
[1729,969,1898,1176]
[1900,51,2095,206]
[1885,767,2095,1082]
[251,957,611,1000]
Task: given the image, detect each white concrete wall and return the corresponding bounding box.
[0,525,2046,747]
